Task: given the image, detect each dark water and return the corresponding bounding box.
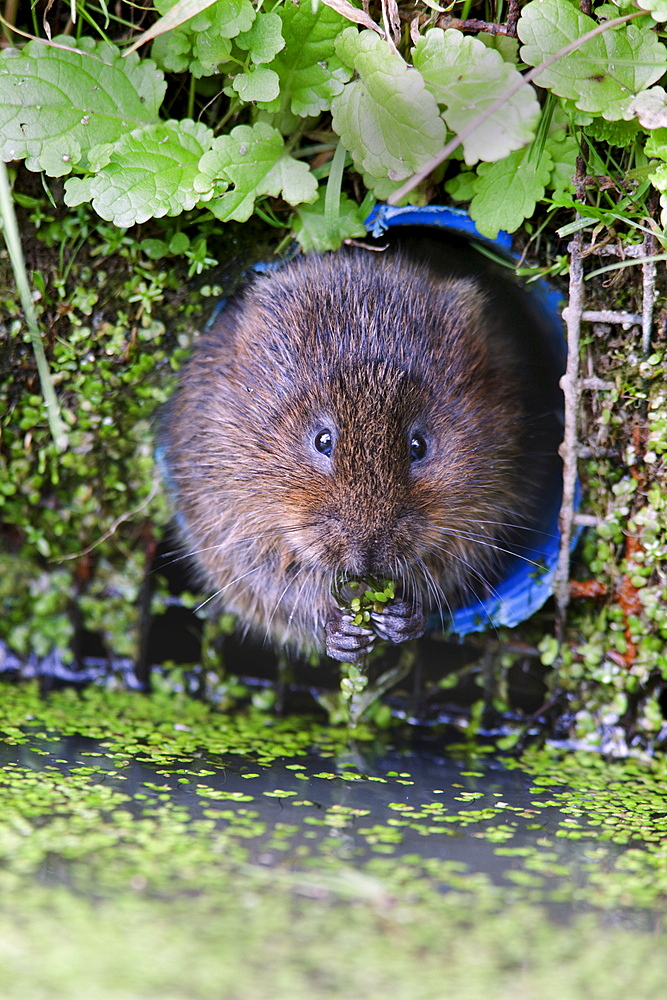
[0,728,646,923]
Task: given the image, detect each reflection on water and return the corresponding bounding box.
[0,730,646,925]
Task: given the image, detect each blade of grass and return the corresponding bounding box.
[0,161,68,452]
[325,140,347,248]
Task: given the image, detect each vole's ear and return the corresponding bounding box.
[440,277,488,329]
[203,295,247,356]
[426,277,490,360]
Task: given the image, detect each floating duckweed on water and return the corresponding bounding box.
[1,683,667,920]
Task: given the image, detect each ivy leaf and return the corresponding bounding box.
[155,0,255,36]
[236,12,285,64]
[64,120,215,227]
[125,0,219,54]
[361,172,411,201]
[518,0,666,120]
[627,87,667,129]
[186,31,233,77]
[198,122,318,222]
[331,28,446,182]
[412,28,540,165]
[231,67,280,103]
[361,170,436,205]
[0,37,164,175]
[151,0,254,77]
[444,169,478,202]
[150,29,196,74]
[635,0,667,21]
[645,127,667,157]
[293,189,368,252]
[259,0,352,116]
[646,162,667,225]
[469,144,553,237]
[546,131,578,194]
[584,115,641,147]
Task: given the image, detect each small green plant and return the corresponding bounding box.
[328,577,413,728]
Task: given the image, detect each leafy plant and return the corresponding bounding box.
[3,0,667,241]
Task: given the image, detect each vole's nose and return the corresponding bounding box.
[343,532,391,576]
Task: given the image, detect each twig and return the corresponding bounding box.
[56,479,160,561]
[580,310,642,327]
[435,17,512,36]
[381,0,401,53]
[555,156,586,630]
[506,0,521,37]
[641,229,657,355]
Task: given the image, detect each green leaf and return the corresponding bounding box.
[477,32,520,63]
[293,188,368,252]
[63,120,215,227]
[627,86,667,129]
[0,37,164,175]
[645,127,667,158]
[584,115,641,147]
[444,169,477,202]
[156,0,255,36]
[518,0,666,120]
[236,12,285,64]
[151,0,254,77]
[125,0,220,54]
[469,144,553,237]
[361,170,431,205]
[331,28,446,182]
[152,24,233,79]
[200,0,255,37]
[646,162,667,224]
[636,0,667,21]
[231,67,280,103]
[150,29,195,74]
[187,30,233,77]
[260,0,353,116]
[413,28,540,165]
[545,131,578,194]
[199,121,318,222]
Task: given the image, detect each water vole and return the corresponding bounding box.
[158,248,529,662]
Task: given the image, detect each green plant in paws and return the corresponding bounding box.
[332,578,415,730]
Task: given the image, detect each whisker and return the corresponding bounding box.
[421,542,506,634]
[193,563,266,613]
[155,522,317,573]
[264,561,308,645]
[285,563,319,635]
[429,527,547,571]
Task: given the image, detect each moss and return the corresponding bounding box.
[0,183,272,672]
[540,332,667,748]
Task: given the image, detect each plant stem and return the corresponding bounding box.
[0,161,68,452]
[325,139,347,247]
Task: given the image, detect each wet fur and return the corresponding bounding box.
[159,250,526,655]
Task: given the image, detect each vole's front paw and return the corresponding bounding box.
[325,608,376,663]
[371,599,426,645]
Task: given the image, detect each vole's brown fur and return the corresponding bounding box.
[159,250,526,659]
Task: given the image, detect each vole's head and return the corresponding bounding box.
[217,251,524,604]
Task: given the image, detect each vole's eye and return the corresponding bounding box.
[314,429,333,457]
[410,433,427,462]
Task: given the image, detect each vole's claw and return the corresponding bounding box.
[371,599,426,644]
[325,609,375,663]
